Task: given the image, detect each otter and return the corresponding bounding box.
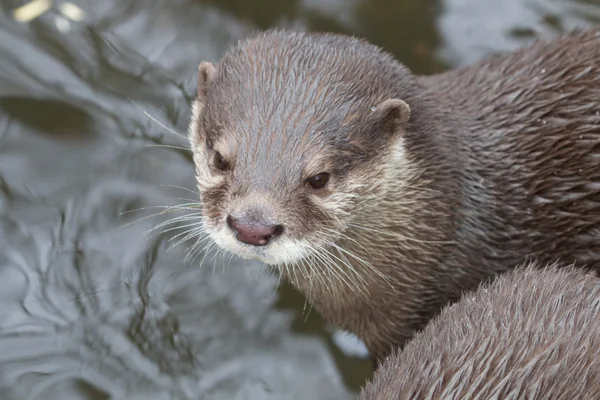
[360,263,600,400]
[188,28,600,361]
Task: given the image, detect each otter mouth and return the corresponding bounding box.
[207,226,281,265]
[206,221,311,267]
[228,242,270,262]
[225,242,288,266]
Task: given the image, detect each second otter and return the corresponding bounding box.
[188,29,600,360]
[360,264,600,400]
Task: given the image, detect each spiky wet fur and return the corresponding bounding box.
[360,263,600,400]
[189,28,600,360]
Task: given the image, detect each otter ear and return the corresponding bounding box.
[371,99,411,134]
[197,61,217,104]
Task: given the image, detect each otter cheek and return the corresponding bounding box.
[201,184,230,226]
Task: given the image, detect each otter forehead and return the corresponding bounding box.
[200,30,409,186]
[211,30,401,113]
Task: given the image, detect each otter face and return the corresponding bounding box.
[188,30,411,267]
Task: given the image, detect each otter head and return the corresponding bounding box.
[188,30,413,271]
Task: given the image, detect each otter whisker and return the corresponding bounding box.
[141,144,192,152]
[282,259,300,287]
[187,237,215,266]
[294,257,315,290]
[126,201,203,220]
[306,256,336,299]
[154,201,204,209]
[305,252,340,299]
[317,230,377,286]
[226,251,237,266]
[211,246,231,268]
[145,211,204,235]
[160,217,205,235]
[199,241,220,267]
[327,238,395,291]
[159,196,202,204]
[159,184,200,196]
[127,97,188,141]
[323,244,372,296]
[298,258,317,319]
[119,204,197,217]
[164,230,201,253]
[166,227,208,252]
[242,256,255,287]
[118,205,199,230]
[209,246,221,265]
[169,225,209,248]
[312,244,366,297]
[149,219,205,239]
[280,262,290,288]
[293,258,315,304]
[290,259,301,288]
[322,227,374,258]
[309,248,343,291]
[145,223,201,242]
[273,266,285,297]
[179,232,213,256]
[159,224,201,241]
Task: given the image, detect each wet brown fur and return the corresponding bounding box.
[189,28,600,361]
[360,264,600,400]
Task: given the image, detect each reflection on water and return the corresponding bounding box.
[437,0,600,66]
[0,0,599,398]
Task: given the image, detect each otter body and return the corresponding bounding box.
[360,264,600,400]
[189,29,600,360]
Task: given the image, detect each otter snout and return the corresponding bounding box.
[226,215,284,246]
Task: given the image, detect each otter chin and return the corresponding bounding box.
[188,28,600,361]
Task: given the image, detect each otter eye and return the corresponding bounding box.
[213,151,229,171]
[307,173,330,189]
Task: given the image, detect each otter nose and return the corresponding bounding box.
[226,215,283,246]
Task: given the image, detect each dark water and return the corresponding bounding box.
[0,0,599,398]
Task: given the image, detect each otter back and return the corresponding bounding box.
[360,264,600,400]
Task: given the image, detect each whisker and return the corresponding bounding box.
[168,224,207,244]
[119,205,197,216]
[325,237,395,292]
[145,211,204,233]
[322,227,374,258]
[159,184,200,196]
[186,238,206,265]
[127,97,187,141]
[272,267,284,297]
[305,254,332,295]
[192,240,218,267]
[312,251,343,299]
[152,219,204,237]
[323,245,369,296]
[160,197,202,204]
[172,230,211,253]
[118,201,203,230]
[298,259,315,318]
[313,244,361,296]
[141,144,191,152]
[118,208,191,230]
